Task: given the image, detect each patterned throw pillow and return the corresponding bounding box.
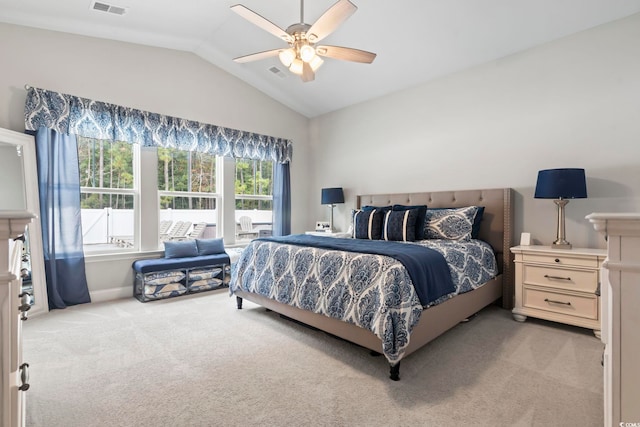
[383,209,418,242]
[189,267,222,281]
[144,270,186,285]
[352,209,385,239]
[424,206,480,241]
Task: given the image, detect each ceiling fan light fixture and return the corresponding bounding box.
[230,0,376,82]
[300,44,316,62]
[309,55,324,72]
[289,58,304,75]
[278,48,296,67]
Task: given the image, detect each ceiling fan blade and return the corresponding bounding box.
[306,0,357,43]
[231,4,293,43]
[301,62,315,82]
[316,45,376,63]
[233,49,282,63]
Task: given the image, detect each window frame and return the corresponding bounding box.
[234,159,274,242]
[156,149,221,245]
[79,138,140,254]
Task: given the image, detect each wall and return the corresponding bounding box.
[0,23,311,300]
[3,13,640,301]
[309,13,640,250]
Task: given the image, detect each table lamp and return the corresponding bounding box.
[321,187,344,233]
[534,168,587,249]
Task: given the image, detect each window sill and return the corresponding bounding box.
[84,249,163,263]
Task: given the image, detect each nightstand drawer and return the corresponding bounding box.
[523,287,598,320]
[522,265,598,292]
[521,252,600,268]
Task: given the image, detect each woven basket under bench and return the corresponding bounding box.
[132,253,230,302]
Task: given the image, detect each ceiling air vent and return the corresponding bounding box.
[91,1,128,15]
[268,66,287,79]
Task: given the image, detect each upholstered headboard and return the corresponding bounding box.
[357,188,514,309]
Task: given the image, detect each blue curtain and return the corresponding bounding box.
[33,128,91,309]
[272,162,291,236]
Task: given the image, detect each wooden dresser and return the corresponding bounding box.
[587,213,640,427]
[1,211,34,427]
[511,245,606,337]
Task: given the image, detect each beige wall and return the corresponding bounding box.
[309,13,640,250]
[0,23,311,299]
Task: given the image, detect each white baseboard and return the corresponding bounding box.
[89,286,132,303]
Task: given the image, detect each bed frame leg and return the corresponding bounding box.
[389,362,401,381]
[236,296,243,309]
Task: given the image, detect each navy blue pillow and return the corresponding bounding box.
[164,240,198,258]
[392,204,427,240]
[352,209,385,239]
[383,209,418,241]
[471,206,485,239]
[196,238,225,256]
[361,205,392,212]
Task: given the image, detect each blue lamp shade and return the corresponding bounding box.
[321,187,344,205]
[534,168,587,199]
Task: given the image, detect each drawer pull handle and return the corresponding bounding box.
[544,298,572,306]
[544,274,571,281]
[18,292,33,313]
[555,258,560,263]
[19,363,30,391]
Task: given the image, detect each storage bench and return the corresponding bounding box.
[133,241,231,302]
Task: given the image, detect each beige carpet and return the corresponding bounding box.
[23,290,604,427]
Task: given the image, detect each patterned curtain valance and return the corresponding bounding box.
[24,87,292,163]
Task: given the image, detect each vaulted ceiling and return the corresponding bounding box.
[2,0,640,117]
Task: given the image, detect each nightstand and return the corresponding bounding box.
[305,231,351,238]
[511,245,606,338]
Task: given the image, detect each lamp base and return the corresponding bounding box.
[552,198,572,250]
[328,204,335,233]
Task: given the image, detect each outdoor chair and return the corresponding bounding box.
[187,222,207,239]
[167,221,193,240]
[237,216,260,239]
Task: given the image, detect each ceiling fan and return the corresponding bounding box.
[231,0,376,82]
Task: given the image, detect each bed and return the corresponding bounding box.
[230,188,514,380]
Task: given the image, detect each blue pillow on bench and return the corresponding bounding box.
[196,238,225,255]
[164,240,198,258]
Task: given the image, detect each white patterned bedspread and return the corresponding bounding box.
[230,238,497,364]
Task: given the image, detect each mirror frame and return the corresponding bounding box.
[0,128,49,315]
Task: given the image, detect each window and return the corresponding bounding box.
[78,136,137,252]
[78,139,272,252]
[235,158,273,242]
[157,148,219,243]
